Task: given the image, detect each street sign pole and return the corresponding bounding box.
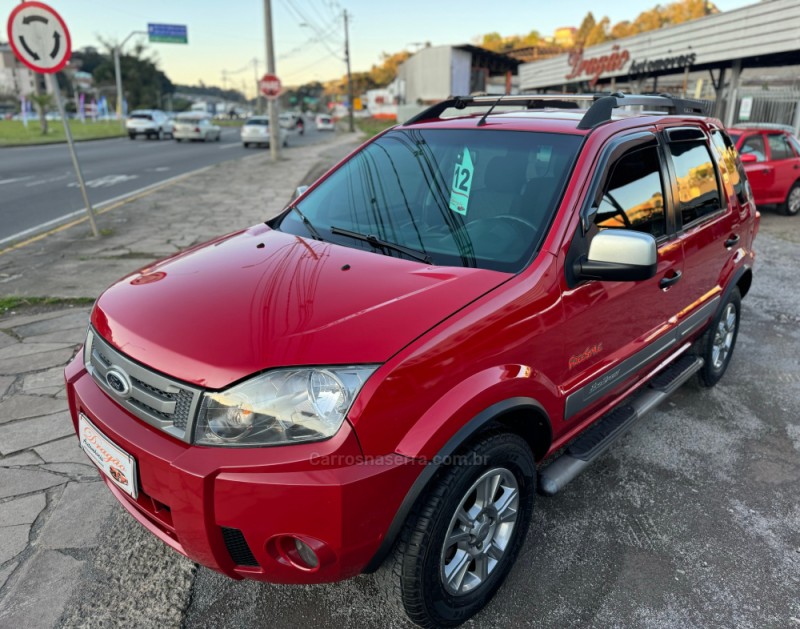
[49,73,99,237]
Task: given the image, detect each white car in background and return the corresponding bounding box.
[126,109,172,140]
[173,113,221,142]
[315,114,335,131]
[241,116,288,148]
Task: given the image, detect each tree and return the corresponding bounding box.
[576,12,597,45]
[28,92,53,135]
[585,17,611,47]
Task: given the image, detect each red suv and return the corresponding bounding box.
[66,94,758,627]
[728,123,800,215]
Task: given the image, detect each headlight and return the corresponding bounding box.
[194,366,377,447]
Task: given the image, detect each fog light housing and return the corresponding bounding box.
[294,538,319,569]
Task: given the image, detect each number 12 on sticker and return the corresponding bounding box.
[449,149,474,216]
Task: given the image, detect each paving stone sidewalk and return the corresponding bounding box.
[0,132,363,628]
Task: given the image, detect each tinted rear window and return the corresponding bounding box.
[278,128,581,272]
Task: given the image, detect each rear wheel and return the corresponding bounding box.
[696,287,741,387]
[128,133,136,140]
[243,142,250,148]
[781,181,800,216]
[378,432,535,628]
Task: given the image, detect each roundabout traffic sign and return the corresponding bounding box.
[259,73,281,100]
[6,1,72,74]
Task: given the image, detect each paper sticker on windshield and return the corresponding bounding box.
[449,149,474,216]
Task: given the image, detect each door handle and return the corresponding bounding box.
[659,270,682,289]
[725,234,740,248]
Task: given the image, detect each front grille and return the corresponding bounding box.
[221,527,260,567]
[84,328,202,441]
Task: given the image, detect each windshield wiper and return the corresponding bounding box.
[330,226,432,264]
[290,205,323,241]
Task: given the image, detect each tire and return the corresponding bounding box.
[283,138,288,148]
[157,129,163,141]
[378,432,535,628]
[176,138,183,143]
[695,287,741,387]
[243,142,250,148]
[128,133,136,140]
[781,181,800,216]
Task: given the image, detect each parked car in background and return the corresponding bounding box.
[126,110,172,140]
[315,114,335,131]
[173,113,222,142]
[728,123,800,215]
[66,93,758,628]
[241,116,288,148]
[279,111,305,135]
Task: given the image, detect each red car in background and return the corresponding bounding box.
[729,123,800,216]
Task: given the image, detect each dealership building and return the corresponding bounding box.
[519,0,800,130]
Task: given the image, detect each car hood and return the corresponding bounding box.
[92,225,509,389]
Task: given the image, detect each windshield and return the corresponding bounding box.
[246,119,269,126]
[130,113,153,120]
[277,128,581,272]
[728,132,741,144]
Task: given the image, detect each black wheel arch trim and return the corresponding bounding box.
[361,396,549,573]
[719,264,751,312]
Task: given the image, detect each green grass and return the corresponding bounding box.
[0,296,96,315]
[0,120,126,146]
[356,117,397,138]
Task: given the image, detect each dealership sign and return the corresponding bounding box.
[565,45,630,86]
[564,44,697,85]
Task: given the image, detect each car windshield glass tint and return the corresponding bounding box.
[278,128,581,272]
[130,114,152,120]
[246,119,268,126]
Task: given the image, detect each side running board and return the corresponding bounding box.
[538,354,704,496]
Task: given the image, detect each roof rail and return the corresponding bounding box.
[403,92,710,129]
[403,94,595,125]
[576,93,710,129]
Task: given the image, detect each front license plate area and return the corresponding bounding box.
[79,413,138,499]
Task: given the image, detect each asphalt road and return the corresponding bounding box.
[0,123,332,245]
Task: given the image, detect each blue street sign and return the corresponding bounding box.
[147,23,188,44]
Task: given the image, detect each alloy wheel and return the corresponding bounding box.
[712,303,737,369]
[440,467,519,596]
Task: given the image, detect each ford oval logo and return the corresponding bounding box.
[105,368,131,398]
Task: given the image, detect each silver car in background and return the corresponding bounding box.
[173,113,222,142]
[126,109,172,140]
[241,116,288,148]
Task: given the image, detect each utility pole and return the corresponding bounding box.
[114,30,146,129]
[252,58,261,114]
[264,0,280,160]
[344,10,354,132]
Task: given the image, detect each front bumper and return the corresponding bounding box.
[65,353,420,583]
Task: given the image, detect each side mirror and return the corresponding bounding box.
[575,229,657,282]
[294,185,309,200]
[739,153,757,163]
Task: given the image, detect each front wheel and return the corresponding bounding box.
[781,181,800,216]
[378,432,535,628]
[696,287,741,387]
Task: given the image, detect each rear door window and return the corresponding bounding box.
[766,133,794,160]
[667,140,722,227]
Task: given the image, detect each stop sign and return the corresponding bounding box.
[259,73,281,100]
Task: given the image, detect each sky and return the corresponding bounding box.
[3,0,756,96]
